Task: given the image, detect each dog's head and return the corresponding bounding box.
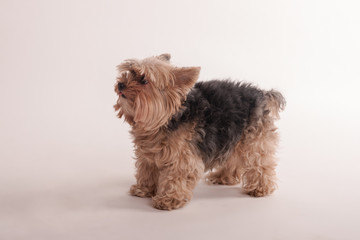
[114,54,200,131]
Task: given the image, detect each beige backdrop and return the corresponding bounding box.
[1,0,360,239]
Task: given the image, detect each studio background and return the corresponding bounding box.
[1,0,359,239]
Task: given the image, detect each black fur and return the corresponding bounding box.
[168,80,266,169]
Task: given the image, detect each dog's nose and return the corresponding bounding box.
[118,82,126,91]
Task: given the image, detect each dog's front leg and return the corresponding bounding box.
[152,153,203,210]
[130,157,159,198]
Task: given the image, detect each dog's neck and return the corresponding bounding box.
[130,124,169,154]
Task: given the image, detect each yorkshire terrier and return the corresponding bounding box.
[114,54,285,210]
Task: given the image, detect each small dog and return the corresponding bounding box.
[114,54,285,210]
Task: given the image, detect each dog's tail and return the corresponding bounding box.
[264,89,286,119]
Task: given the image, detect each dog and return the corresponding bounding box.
[114,54,285,210]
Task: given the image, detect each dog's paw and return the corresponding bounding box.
[152,195,188,210]
[129,184,154,198]
[206,173,239,185]
[243,185,276,197]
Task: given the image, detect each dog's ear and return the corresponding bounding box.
[172,67,201,90]
[156,53,171,62]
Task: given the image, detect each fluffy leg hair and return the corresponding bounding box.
[152,154,203,210]
[206,156,242,185]
[130,158,158,198]
[239,92,281,197]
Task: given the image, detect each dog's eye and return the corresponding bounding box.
[130,70,137,76]
[139,75,148,85]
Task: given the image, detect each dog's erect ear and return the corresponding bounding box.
[172,67,201,90]
[156,53,171,62]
